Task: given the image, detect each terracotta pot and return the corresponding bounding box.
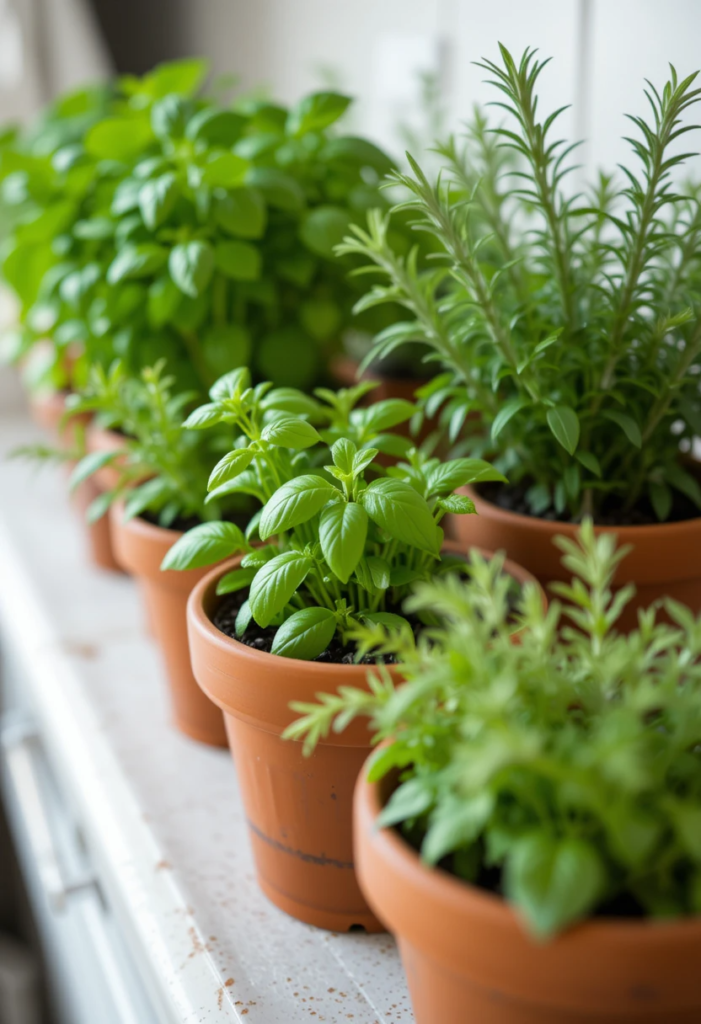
[452,486,701,632]
[28,391,121,572]
[109,504,227,748]
[86,421,128,493]
[187,543,542,931]
[355,768,701,1024]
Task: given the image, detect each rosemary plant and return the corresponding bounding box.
[340,46,701,522]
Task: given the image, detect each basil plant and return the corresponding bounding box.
[164,367,504,660]
[288,523,701,938]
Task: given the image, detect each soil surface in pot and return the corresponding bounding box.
[479,478,701,526]
[212,589,415,664]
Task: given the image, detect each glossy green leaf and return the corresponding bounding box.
[546,406,580,455]
[208,448,255,490]
[214,240,261,281]
[249,551,313,627]
[286,91,352,136]
[271,607,336,659]
[215,187,267,239]
[139,173,178,229]
[300,205,353,258]
[259,475,339,539]
[261,416,320,449]
[319,502,367,582]
[160,521,246,571]
[216,567,256,596]
[107,244,168,284]
[168,241,214,297]
[361,478,440,555]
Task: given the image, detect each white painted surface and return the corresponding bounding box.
[0,416,413,1024]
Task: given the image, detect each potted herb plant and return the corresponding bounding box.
[339,47,701,627]
[291,523,701,1022]
[166,367,535,929]
[68,359,246,747]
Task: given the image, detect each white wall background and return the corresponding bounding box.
[174,0,701,181]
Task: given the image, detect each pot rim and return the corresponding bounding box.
[356,764,701,941]
[466,483,701,539]
[187,542,544,675]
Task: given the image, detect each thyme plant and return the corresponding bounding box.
[340,46,701,522]
[288,524,701,938]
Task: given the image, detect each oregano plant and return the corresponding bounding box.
[339,46,701,522]
[287,523,701,938]
[163,367,504,659]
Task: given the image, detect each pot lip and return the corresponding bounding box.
[466,484,701,538]
[357,767,701,942]
[187,543,544,675]
[111,500,183,545]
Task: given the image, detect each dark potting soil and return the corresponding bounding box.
[211,588,419,664]
[141,508,252,535]
[478,479,701,527]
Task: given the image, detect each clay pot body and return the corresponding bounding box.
[109,505,227,747]
[28,391,121,571]
[451,486,701,631]
[187,544,542,931]
[355,769,701,1024]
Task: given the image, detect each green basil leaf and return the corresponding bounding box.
[208,448,255,490]
[186,109,246,147]
[259,475,339,539]
[366,555,390,590]
[330,437,356,474]
[260,388,320,417]
[235,599,252,637]
[123,478,172,521]
[506,834,605,939]
[160,520,246,571]
[202,152,249,188]
[107,244,168,283]
[422,793,494,865]
[261,416,320,449]
[320,136,394,175]
[151,95,187,139]
[427,458,506,494]
[299,205,353,258]
[546,406,580,455]
[138,173,178,230]
[202,324,251,377]
[215,187,267,239]
[286,91,352,136]
[376,777,435,829]
[354,398,416,434]
[214,240,261,281]
[245,167,305,212]
[437,494,477,515]
[361,478,440,555]
[318,502,368,583]
[271,607,336,659]
[249,551,312,627]
[360,611,410,632]
[169,241,214,297]
[183,402,222,430]
[69,450,118,492]
[209,367,250,401]
[216,567,257,596]
[140,57,208,98]
[389,565,422,586]
[85,117,153,160]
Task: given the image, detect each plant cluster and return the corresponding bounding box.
[0,59,407,396]
[340,47,701,522]
[288,523,701,938]
[164,366,503,659]
[65,360,237,528]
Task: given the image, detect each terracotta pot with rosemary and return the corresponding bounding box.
[170,368,531,930]
[341,46,701,628]
[294,523,701,1024]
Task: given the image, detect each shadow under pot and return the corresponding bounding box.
[28,391,120,572]
[450,484,701,632]
[109,504,227,748]
[187,554,398,933]
[354,765,701,1024]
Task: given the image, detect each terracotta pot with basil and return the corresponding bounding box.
[294,524,701,1023]
[340,46,701,624]
[171,368,538,928]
